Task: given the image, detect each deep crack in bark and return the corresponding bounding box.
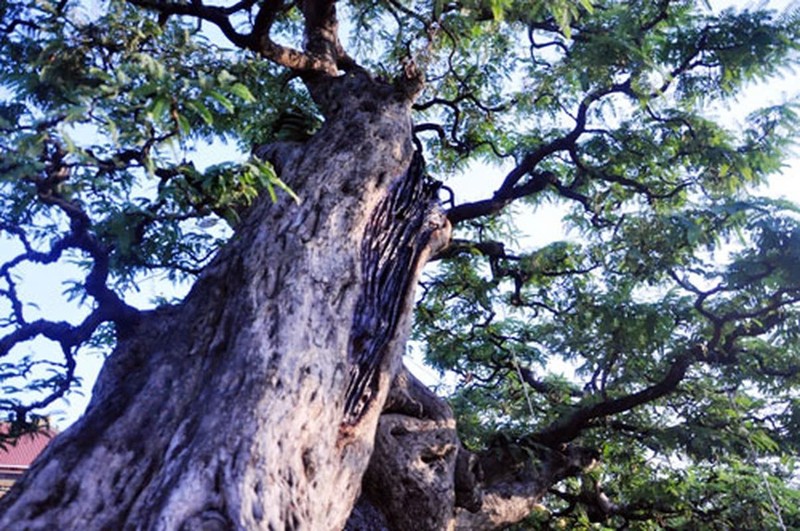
[344,151,444,422]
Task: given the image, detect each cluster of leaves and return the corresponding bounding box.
[420,195,800,528]
[0,0,313,434]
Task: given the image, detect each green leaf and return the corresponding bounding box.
[229,82,255,103]
[208,90,235,113]
[149,96,171,121]
[176,112,191,135]
[186,101,213,126]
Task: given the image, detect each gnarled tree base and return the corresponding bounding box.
[347,367,600,531]
[0,70,447,531]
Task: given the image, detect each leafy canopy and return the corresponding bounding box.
[2,0,800,527]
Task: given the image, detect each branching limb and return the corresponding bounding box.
[526,275,800,448]
[527,352,695,447]
[1,141,140,429]
[447,170,556,225]
[431,239,509,261]
[446,81,635,226]
[127,0,348,75]
[456,443,600,530]
[127,0,252,49]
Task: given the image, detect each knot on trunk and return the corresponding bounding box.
[364,413,458,530]
[180,510,232,531]
[346,368,483,530]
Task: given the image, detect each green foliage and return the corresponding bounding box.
[0,0,307,428]
[418,200,800,525]
[0,0,305,284]
[404,1,800,525]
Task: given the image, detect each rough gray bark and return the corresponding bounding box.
[0,70,449,530]
[351,368,460,531]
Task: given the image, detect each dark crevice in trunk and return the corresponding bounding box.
[344,151,442,422]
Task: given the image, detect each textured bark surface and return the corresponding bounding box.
[346,368,601,530]
[350,368,460,531]
[0,71,449,530]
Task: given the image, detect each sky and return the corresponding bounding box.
[1,0,799,428]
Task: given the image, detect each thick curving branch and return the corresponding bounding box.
[127,0,252,48]
[447,170,556,225]
[127,0,346,75]
[446,81,635,226]
[527,351,695,447]
[0,142,140,431]
[444,12,746,229]
[524,273,800,448]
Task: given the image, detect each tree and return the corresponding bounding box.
[1,0,799,527]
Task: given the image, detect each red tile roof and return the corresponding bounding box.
[0,426,57,468]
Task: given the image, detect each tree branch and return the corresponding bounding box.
[447,171,555,225]
[1,140,141,428]
[528,351,695,446]
[446,81,635,226]
[456,444,600,529]
[128,0,251,48]
[127,0,343,75]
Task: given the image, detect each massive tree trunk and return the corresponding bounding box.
[0,71,449,530]
[0,67,598,531]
